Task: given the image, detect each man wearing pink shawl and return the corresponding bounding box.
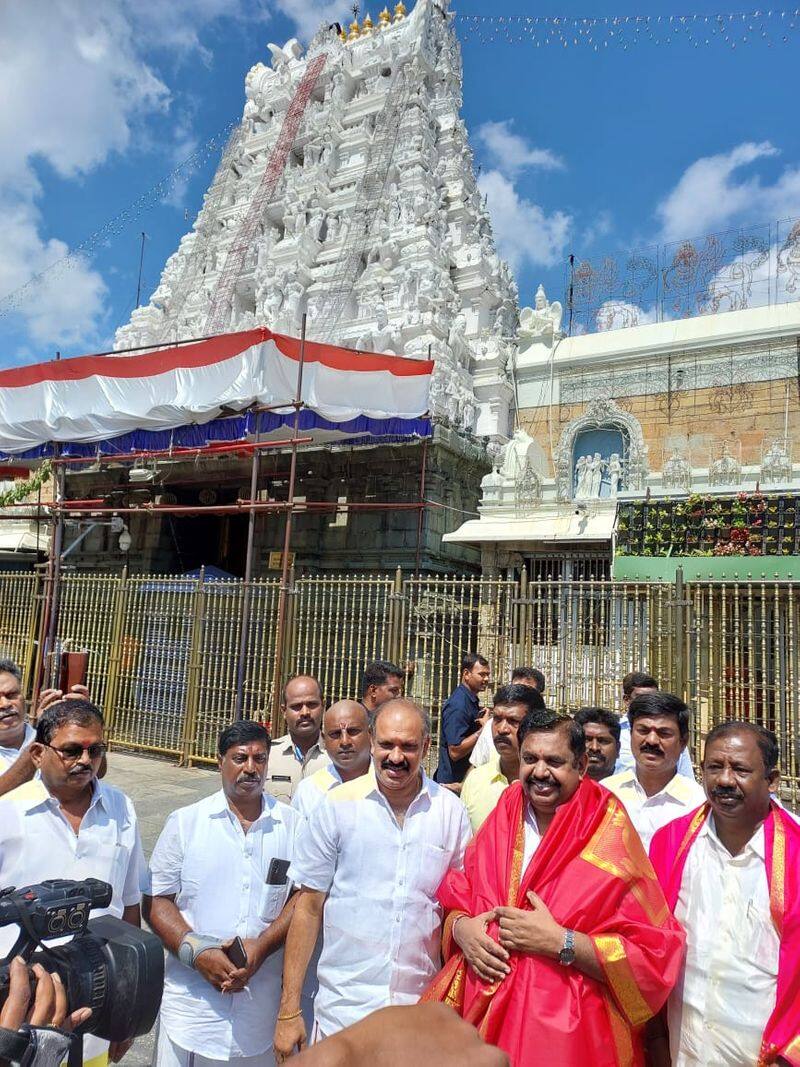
[649,721,800,1066]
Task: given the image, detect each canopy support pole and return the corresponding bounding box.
[233,408,262,721]
[271,314,307,732]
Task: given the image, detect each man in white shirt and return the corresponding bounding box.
[266,676,329,802]
[470,667,545,769]
[273,698,472,1059]
[292,700,372,822]
[145,720,301,1067]
[604,691,705,850]
[616,671,694,779]
[648,721,800,1067]
[0,699,146,1067]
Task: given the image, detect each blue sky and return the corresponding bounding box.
[0,0,798,364]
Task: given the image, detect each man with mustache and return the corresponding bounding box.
[266,675,329,802]
[0,699,146,1066]
[616,672,694,778]
[470,666,545,769]
[145,721,301,1067]
[604,691,704,850]
[422,709,684,1066]
[460,683,545,831]
[649,722,800,1066]
[273,698,471,1059]
[573,706,620,783]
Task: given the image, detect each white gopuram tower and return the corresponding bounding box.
[114,0,516,441]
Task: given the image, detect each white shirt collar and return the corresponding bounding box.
[524,800,541,836]
[27,777,107,816]
[702,813,766,862]
[368,767,435,810]
[208,787,284,826]
[624,767,694,802]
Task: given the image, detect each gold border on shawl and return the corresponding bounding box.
[770,808,786,937]
[442,909,468,959]
[443,963,466,1011]
[509,806,525,906]
[601,989,635,1066]
[579,799,669,927]
[593,934,655,1029]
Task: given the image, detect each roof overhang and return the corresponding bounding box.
[443,509,615,545]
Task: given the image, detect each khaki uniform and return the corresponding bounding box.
[266,734,328,802]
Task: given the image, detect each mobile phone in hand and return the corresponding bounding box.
[225,936,248,969]
[59,650,89,692]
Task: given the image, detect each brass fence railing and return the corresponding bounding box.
[0,568,796,800]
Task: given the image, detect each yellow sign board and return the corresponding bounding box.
[268,551,295,570]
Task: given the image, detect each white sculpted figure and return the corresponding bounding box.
[281,280,305,332]
[607,453,623,498]
[588,452,604,498]
[519,284,563,340]
[356,306,401,355]
[498,428,535,482]
[574,455,590,499]
[447,313,470,368]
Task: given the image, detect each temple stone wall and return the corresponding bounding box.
[518,375,800,478]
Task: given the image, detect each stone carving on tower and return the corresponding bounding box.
[114,0,516,441]
[518,285,563,341]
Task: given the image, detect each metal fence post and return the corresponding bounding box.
[674,566,687,700]
[22,572,44,700]
[181,567,206,766]
[388,566,403,665]
[103,567,128,740]
[271,566,296,737]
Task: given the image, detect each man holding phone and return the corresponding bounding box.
[0,656,92,799]
[145,721,301,1067]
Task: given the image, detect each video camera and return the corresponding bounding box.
[0,879,163,1043]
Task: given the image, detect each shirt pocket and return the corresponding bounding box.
[259,883,290,924]
[85,839,128,909]
[414,842,452,898]
[738,902,780,976]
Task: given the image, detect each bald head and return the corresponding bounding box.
[324,699,367,731]
[322,699,371,780]
[371,697,431,740]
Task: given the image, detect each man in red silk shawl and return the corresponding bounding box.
[422,712,684,1067]
[649,721,800,1067]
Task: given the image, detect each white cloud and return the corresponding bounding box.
[479,170,571,273]
[581,210,613,249]
[0,196,107,350]
[0,1,172,353]
[0,0,277,356]
[272,0,351,41]
[655,141,800,243]
[131,0,267,59]
[476,120,564,179]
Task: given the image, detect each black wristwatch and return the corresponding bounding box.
[558,928,576,966]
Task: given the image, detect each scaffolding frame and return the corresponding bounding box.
[6,314,431,730]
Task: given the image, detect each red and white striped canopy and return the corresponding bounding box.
[0,328,433,456]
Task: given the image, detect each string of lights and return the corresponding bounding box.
[0,120,239,320]
[1,9,795,325]
[458,9,800,48]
